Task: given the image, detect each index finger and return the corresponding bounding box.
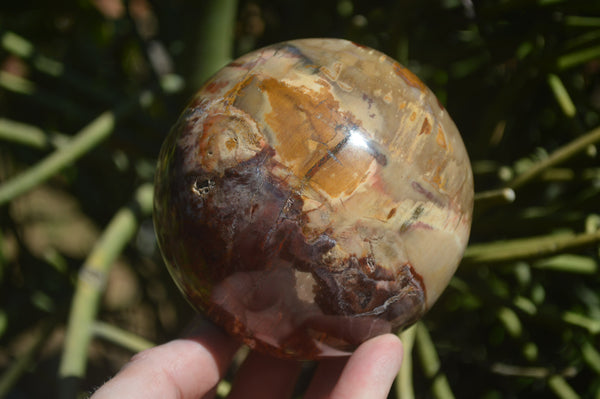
[91,318,240,399]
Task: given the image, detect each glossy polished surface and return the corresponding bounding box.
[154,38,474,359]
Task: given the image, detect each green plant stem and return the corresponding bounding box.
[507,125,600,190]
[540,168,575,181]
[497,307,523,338]
[0,118,49,149]
[473,188,515,212]
[533,254,597,274]
[0,112,114,206]
[415,322,455,399]
[92,321,155,353]
[0,93,147,207]
[558,45,600,70]
[216,380,232,398]
[463,230,600,265]
[562,311,600,334]
[58,184,154,399]
[0,118,67,149]
[565,29,600,50]
[0,70,34,94]
[547,74,576,118]
[187,0,238,90]
[491,363,551,378]
[396,325,417,399]
[1,31,62,76]
[581,341,600,374]
[1,30,116,103]
[548,375,580,399]
[0,71,90,120]
[564,16,600,27]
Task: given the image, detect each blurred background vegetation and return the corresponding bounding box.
[1,0,600,398]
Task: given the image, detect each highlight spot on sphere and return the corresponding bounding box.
[153,38,474,359]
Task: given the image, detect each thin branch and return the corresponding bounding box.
[581,341,600,374]
[491,363,577,379]
[562,311,600,335]
[557,44,600,70]
[0,118,67,150]
[547,375,580,399]
[473,188,515,214]
[491,363,551,378]
[92,321,155,353]
[463,230,600,265]
[415,322,455,399]
[1,30,61,76]
[0,92,149,207]
[1,30,116,103]
[0,71,90,120]
[547,74,576,118]
[533,254,597,274]
[506,125,600,190]
[58,184,154,399]
[0,70,34,94]
[186,0,238,90]
[396,325,417,399]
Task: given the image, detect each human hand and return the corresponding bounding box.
[90,318,403,399]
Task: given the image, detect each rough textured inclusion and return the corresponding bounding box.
[154,38,474,359]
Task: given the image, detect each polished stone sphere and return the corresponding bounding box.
[153,38,473,359]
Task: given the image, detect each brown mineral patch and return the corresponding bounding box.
[260,77,374,198]
[386,207,397,220]
[419,118,432,135]
[222,74,256,107]
[436,127,448,149]
[427,164,446,190]
[225,138,237,150]
[261,76,342,172]
[312,256,426,327]
[393,62,426,92]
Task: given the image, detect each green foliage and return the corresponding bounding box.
[0,0,599,398]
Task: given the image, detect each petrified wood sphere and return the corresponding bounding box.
[154,38,474,359]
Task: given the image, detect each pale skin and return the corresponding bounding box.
[90,318,403,399]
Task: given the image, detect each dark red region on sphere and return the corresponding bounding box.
[155,143,425,358]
